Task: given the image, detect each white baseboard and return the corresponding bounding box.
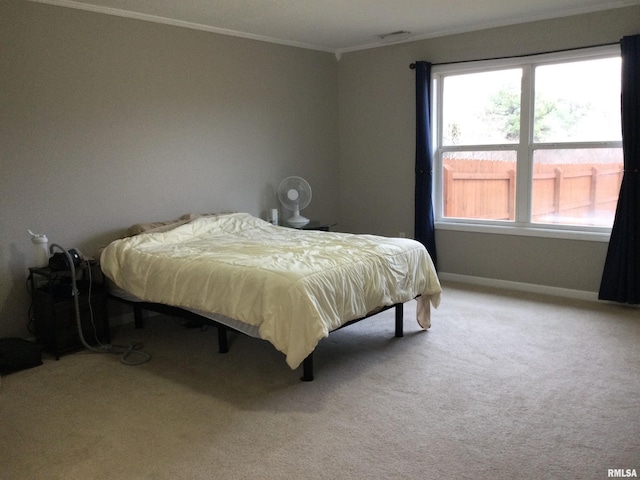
[437,272,600,302]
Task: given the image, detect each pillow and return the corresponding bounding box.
[126,212,236,237]
[127,214,197,236]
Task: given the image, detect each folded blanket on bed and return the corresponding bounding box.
[101,213,441,369]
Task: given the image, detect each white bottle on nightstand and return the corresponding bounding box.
[29,232,49,268]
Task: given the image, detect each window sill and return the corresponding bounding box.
[434,221,611,243]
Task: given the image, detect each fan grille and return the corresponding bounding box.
[278,176,312,210]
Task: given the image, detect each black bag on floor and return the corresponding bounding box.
[0,338,43,374]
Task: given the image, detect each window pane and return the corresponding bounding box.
[534,58,621,143]
[442,151,517,221]
[442,69,522,146]
[531,148,623,227]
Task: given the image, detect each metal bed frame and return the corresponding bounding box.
[108,294,405,381]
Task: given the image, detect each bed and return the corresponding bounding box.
[100,212,441,380]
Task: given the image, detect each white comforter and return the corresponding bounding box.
[100,213,441,369]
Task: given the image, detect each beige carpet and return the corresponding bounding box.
[1,282,638,480]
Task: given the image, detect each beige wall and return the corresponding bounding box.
[2,2,638,338]
[0,0,339,337]
[337,6,640,293]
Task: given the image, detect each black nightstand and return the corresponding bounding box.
[286,221,337,232]
[28,262,110,359]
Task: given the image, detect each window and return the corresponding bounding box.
[433,46,622,237]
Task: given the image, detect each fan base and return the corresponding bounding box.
[287,215,310,227]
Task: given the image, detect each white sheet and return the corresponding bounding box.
[100,213,441,369]
[107,283,262,338]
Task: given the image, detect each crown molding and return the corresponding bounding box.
[28,0,336,54]
[28,0,640,59]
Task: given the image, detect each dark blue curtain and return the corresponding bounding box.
[599,34,640,304]
[414,61,438,269]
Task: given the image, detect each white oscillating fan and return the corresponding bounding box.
[278,176,312,227]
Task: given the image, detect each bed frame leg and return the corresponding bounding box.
[134,305,144,329]
[301,353,314,382]
[217,326,229,353]
[395,303,404,337]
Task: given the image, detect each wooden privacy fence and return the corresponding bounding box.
[443,159,623,223]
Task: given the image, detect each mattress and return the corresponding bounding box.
[107,283,262,338]
[100,213,441,369]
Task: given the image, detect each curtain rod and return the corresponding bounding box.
[409,41,621,69]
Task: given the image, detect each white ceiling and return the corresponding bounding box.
[32,0,640,53]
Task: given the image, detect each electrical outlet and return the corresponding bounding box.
[398,232,406,238]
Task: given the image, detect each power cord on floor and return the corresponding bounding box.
[49,244,151,366]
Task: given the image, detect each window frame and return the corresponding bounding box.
[431,45,622,242]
